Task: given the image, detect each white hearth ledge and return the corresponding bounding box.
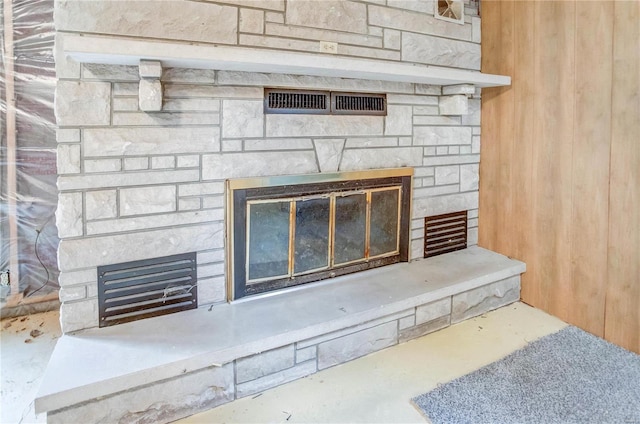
[35,247,524,415]
[59,33,511,88]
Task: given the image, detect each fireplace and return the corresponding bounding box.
[226,168,412,300]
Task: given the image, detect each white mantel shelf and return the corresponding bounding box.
[60,33,511,88]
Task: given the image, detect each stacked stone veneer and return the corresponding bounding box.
[54,0,484,333]
[47,275,520,423]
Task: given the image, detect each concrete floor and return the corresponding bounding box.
[0,302,566,424]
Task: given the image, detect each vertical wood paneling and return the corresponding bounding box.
[533,0,575,321]
[605,0,640,353]
[479,0,506,250]
[480,0,639,352]
[511,0,536,303]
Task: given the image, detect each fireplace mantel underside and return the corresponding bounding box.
[59,33,511,88]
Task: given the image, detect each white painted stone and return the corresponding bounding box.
[120,186,176,217]
[236,345,295,384]
[386,0,434,14]
[398,315,416,330]
[59,298,98,333]
[472,16,481,43]
[414,126,472,145]
[222,139,243,152]
[472,135,481,154]
[286,0,368,34]
[55,81,111,126]
[452,276,521,323]
[56,129,80,143]
[202,196,224,210]
[413,105,440,115]
[439,95,469,115]
[399,137,412,146]
[58,269,95,287]
[112,82,138,96]
[239,33,318,53]
[399,315,450,343]
[317,321,397,370]
[402,32,480,70]
[139,60,162,78]
[197,276,226,304]
[436,146,448,155]
[460,163,479,191]
[58,222,224,271]
[265,23,381,48]
[416,297,451,325]
[57,144,81,174]
[240,8,264,34]
[152,156,176,169]
[84,128,220,157]
[58,170,199,191]
[217,71,414,94]
[54,33,80,79]
[414,115,461,126]
[163,98,220,112]
[59,286,87,302]
[86,210,222,236]
[123,157,149,171]
[84,159,121,173]
[112,98,139,112]
[56,193,83,238]
[442,84,476,95]
[265,11,285,23]
[314,139,345,173]
[369,4,471,41]
[83,64,138,81]
[55,0,238,44]
[324,44,401,61]
[177,155,200,168]
[415,84,441,95]
[244,138,314,151]
[449,146,460,155]
[413,191,478,216]
[161,68,217,84]
[468,227,478,245]
[423,155,479,167]
[164,85,262,99]
[435,165,460,185]
[222,100,264,138]
[414,184,459,198]
[462,98,481,126]
[202,152,318,180]
[267,115,383,137]
[236,361,316,398]
[179,182,224,197]
[296,346,317,364]
[385,105,413,136]
[179,198,201,211]
[340,147,422,170]
[197,262,224,279]
[345,138,398,148]
[139,79,163,112]
[48,364,234,424]
[112,111,218,127]
[85,190,117,221]
[387,94,439,105]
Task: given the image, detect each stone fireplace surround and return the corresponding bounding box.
[41,1,520,420]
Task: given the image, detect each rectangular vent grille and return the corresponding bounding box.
[424,210,468,258]
[333,93,386,115]
[97,252,197,327]
[264,89,386,115]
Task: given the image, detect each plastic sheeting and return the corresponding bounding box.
[1,0,59,299]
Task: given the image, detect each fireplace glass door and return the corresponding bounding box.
[228,169,412,299]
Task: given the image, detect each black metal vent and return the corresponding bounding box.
[424,211,468,258]
[97,252,197,327]
[333,92,386,115]
[264,88,386,115]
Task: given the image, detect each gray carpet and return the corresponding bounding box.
[412,326,640,424]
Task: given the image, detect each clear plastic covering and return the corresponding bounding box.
[1,0,59,301]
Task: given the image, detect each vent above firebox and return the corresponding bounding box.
[264,88,386,116]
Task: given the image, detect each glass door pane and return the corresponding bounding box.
[247,201,290,282]
[294,197,330,274]
[369,188,400,257]
[334,193,367,265]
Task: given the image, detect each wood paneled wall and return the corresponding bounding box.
[480,0,639,353]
